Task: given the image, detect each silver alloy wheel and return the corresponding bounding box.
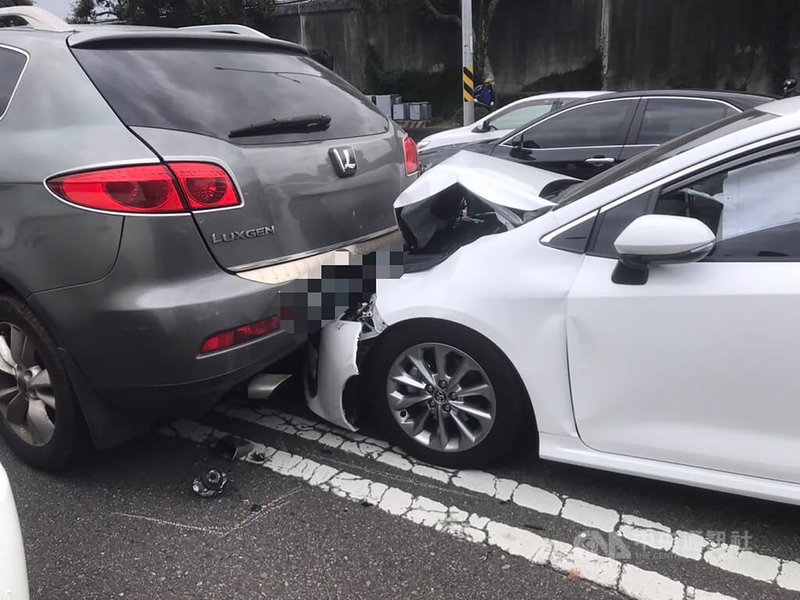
[0,322,56,447]
[386,343,496,452]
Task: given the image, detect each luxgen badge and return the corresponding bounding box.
[211,225,276,244]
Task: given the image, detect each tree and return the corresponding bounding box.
[0,0,33,7]
[69,0,275,27]
[361,0,504,81]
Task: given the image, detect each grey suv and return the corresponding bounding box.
[0,11,416,468]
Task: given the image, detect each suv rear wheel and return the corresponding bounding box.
[0,295,87,470]
[366,321,525,469]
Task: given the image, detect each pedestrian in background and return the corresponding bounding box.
[782,77,798,98]
[474,77,497,111]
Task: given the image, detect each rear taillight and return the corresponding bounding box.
[46,162,241,214]
[200,316,281,355]
[403,136,419,175]
[169,162,240,210]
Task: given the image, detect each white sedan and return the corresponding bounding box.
[309,95,800,506]
[416,91,604,152]
[0,461,29,599]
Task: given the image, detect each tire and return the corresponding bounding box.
[0,294,88,470]
[366,321,526,469]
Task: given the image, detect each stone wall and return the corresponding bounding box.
[263,0,800,116]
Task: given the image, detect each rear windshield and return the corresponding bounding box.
[73,45,389,144]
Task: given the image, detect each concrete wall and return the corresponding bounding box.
[263,0,800,110]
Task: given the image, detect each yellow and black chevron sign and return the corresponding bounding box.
[463,66,474,102]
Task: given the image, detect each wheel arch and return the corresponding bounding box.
[367,316,539,450]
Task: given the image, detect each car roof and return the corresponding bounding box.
[0,6,307,55]
[66,29,307,54]
[582,89,775,108]
[495,89,776,146]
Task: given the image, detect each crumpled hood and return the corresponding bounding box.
[394,151,578,255]
[397,150,576,211]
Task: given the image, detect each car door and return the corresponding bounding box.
[492,98,638,179]
[618,97,736,163]
[565,142,800,484]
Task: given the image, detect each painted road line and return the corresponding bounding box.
[215,404,800,593]
[161,419,737,600]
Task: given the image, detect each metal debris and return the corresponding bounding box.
[214,434,254,462]
[192,469,229,498]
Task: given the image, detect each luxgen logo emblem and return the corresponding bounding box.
[329,147,357,178]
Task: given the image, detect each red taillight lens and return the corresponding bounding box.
[169,162,240,210]
[403,136,419,175]
[46,162,242,214]
[47,165,185,213]
[200,316,281,355]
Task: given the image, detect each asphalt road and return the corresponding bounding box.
[3,380,800,600]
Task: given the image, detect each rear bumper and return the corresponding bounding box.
[0,463,29,600]
[26,216,306,443]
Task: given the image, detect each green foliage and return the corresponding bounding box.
[70,0,275,26]
[522,53,603,93]
[0,0,33,7]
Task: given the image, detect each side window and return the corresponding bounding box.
[654,150,800,261]
[0,47,26,119]
[488,101,555,130]
[587,193,651,258]
[636,99,727,145]
[523,100,634,149]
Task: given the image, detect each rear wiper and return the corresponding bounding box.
[229,114,331,138]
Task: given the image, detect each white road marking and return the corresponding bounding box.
[162,419,735,600]
[217,405,797,591]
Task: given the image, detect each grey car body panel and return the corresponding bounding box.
[0,26,411,450]
[28,211,295,389]
[132,126,407,270]
[0,31,159,294]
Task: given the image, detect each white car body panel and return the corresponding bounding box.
[304,320,362,432]
[568,256,800,484]
[312,97,800,505]
[0,462,29,600]
[395,150,574,212]
[416,91,604,152]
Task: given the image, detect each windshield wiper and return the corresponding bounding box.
[229,114,331,138]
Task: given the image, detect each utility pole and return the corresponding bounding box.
[462,0,475,126]
[600,0,611,90]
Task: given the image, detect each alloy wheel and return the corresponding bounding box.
[0,322,56,447]
[386,343,496,452]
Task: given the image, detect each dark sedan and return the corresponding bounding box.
[420,90,773,179]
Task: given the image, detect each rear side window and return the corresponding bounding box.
[0,46,26,119]
[636,99,728,145]
[73,46,388,144]
[524,100,634,149]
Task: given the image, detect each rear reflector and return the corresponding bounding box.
[46,162,241,214]
[200,316,281,355]
[404,136,419,175]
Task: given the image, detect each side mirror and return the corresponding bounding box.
[510,134,532,159]
[612,214,715,284]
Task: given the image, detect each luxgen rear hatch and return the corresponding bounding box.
[68,31,410,271]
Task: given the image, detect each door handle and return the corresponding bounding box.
[584,157,616,166]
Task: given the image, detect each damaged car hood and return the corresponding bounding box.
[394,150,578,257]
